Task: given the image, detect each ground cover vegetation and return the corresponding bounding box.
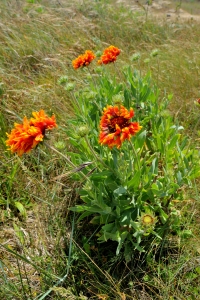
[0,0,200,299]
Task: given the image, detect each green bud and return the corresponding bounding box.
[95,66,103,73]
[131,52,141,61]
[57,75,68,85]
[78,126,89,137]
[86,74,92,80]
[144,58,150,64]
[150,49,159,57]
[54,141,66,150]
[64,83,75,91]
[95,50,102,58]
[112,93,124,105]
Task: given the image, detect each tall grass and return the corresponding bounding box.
[0,0,200,299]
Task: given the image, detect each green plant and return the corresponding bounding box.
[59,52,200,258]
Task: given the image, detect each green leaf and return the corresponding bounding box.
[159,209,168,223]
[149,157,158,176]
[90,171,112,182]
[70,205,87,212]
[14,201,26,217]
[127,171,141,190]
[114,186,127,197]
[116,231,128,255]
[131,242,145,252]
[168,135,179,150]
[77,211,95,222]
[135,130,146,149]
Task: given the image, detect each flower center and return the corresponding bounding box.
[108,116,129,133]
[142,214,154,226]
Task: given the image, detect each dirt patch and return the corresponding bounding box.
[118,0,200,22]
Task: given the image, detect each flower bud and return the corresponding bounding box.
[131,52,141,62]
[95,50,102,58]
[54,141,66,150]
[57,75,68,85]
[144,58,150,64]
[150,49,159,57]
[64,83,75,91]
[77,125,89,137]
[112,93,124,105]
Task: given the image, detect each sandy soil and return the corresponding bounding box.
[117,0,200,22]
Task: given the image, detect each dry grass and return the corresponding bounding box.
[0,0,200,299]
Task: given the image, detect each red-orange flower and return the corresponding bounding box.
[72,50,96,69]
[6,117,44,156]
[98,45,121,65]
[99,105,142,148]
[6,110,57,156]
[30,109,57,134]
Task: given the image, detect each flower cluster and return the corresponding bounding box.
[99,105,141,149]
[72,46,121,69]
[98,45,121,65]
[72,50,96,69]
[6,110,57,156]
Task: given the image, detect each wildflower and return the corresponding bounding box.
[98,45,120,65]
[72,50,96,69]
[6,110,57,156]
[30,110,57,134]
[139,212,157,228]
[6,117,44,156]
[99,105,141,149]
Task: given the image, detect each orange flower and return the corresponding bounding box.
[72,50,96,69]
[98,45,120,65]
[99,105,141,149]
[30,109,57,134]
[6,117,44,156]
[6,110,57,156]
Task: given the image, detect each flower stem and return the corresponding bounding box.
[129,140,140,170]
[88,65,97,89]
[84,136,110,170]
[114,63,123,82]
[44,142,88,180]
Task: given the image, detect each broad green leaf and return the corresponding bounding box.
[14,201,26,217]
[114,186,127,197]
[168,135,179,150]
[127,170,141,190]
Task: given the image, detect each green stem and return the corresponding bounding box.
[84,136,111,171]
[129,140,140,170]
[114,63,123,82]
[87,65,97,89]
